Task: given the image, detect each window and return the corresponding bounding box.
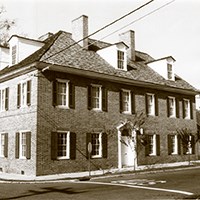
[88,85,107,111]
[53,79,75,109]
[167,63,173,80]
[117,50,125,69]
[146,94,155,116]
[0,88,9,111]
[120,90,132,114]
[183,99,191,119]
[168,134,180,155]
[17,80,31,108]
[15,132,31,159]
[145,134,160,156]
[12,45,17,65]
[0,133,8,157]
[86,132,107,159]
[168,97,176,117]
[184,135,195,155]
[51,131,76,160]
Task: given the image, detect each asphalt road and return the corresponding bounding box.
[0,166,200,200]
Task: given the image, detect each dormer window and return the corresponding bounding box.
[167,63,173,80]
[12,45,17,65]
[117,50,125,69]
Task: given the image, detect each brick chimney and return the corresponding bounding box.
[119,30,135,61]
[72,15,88,49]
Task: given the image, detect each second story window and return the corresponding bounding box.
[53,79,75,109]
[146,93,157,116]
[0,88,9,111]
[167,97,176,118]
[117,50,125,69]
[88,85,107,112]
[183,99,191,119]
[17,80,31,108]
[12,45,17,65]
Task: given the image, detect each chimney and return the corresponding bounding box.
[72,15,88,49]
[119,30,135,61]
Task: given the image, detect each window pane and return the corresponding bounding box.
[0,134,5,156]
[91,133,101,157]
[57,82,67,106]
[117,51,124,69]
[21,133,26,157]
[122,91,130,112]
[91,87,100,109]
[57,133,68,157]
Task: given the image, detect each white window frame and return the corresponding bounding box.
[91,132,102,158]
[19,80,31,108]
[117,50,125,70]
[121,89,131,114]
[56,79,70,108]
[186,135,192,155]
[19,131,29,159]
[149,134,156,156]
[0,88,6,111]
[168,96,176,118]
[171,135,178,155]
[0,133,6,157]
[91,84,102,111]
[57,131,70,159]
[184,99,191,119]
[167,63,173,80]
[147,93,155,116]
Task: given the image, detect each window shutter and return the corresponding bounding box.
[145,94,149,116]
[17,84,21,108]
[167,98,170,117]
[26,132,31,159]
[102,87,108,112]
[86,133,91,159]
[5,88,9,111]
[168,135,172,155]
[176,98,179,118]
[155,95,159,116]
[145,135,150,156]
[119,90,123,113]
[190,100,193,120]
[88,86,92,110]
[15,132,19,159]
[182,100,185,119]
[52,81,57,106]
[102,132,107,158]
[51,132,58,160]
[70,132,76,160]
[69,82,75,109]
[177,135,181,155]
[131,92,135,114]
[27,80,31,106]
[156,135,160,156]
[191,135,195,154]
[4,133,8,158]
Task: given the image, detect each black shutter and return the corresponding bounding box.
[27,80,31,106]
[26,132,31,159]
[69,82,75,109]
[70,132,76,160]
[17,84,21,108]
[4,133,8,158]
[156,135,160,156]
[168,135,172,155]
[131,92,135,114]
[88,86,92,110]
[86,133,91,159]
[15,132,19,159]
[155,95,159,116]
[191,135,195,154]
[145,135,150,156]
[190,100,193,119]
[5,88,9,111]
[176,98,180,118]
[177,135,181,155]
[182,100,185,119]
[145,94,149,116]
[119,90,123,113]
[51,132,58,160]
[102,87,108,112]
[52,81,57,106]
[167,97,170,117]
[102,133,107,158]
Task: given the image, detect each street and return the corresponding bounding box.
[0,167,200,200]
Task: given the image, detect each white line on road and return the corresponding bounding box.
[79,181,194,196]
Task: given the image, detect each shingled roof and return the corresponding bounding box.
[0,30,197,93]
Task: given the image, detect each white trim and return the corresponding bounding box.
[146,93,155,116]
[91,85,102,111]
[91,132,103,158]
[149,134,156,156]
[19,130,30,159]
[171,135,178,155]
[0,133,6,157]
[183,99,191,119]
[121,89,131,114]
[168,96,176,118]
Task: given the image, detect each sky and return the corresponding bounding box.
[1,0,200,89]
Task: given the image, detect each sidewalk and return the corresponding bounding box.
[0,161,200,183]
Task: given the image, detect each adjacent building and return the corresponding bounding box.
[0,15,199,176]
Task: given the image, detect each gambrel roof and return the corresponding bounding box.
[0,31,198,94]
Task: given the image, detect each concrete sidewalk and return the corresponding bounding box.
[0,161,200,182]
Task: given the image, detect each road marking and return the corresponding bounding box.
[79,181,194,196]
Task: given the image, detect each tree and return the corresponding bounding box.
[0,5,15,47]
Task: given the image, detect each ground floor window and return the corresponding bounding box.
[0,133,8,157]
[145,134,160,156]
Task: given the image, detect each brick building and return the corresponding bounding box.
[0,15,199,176]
